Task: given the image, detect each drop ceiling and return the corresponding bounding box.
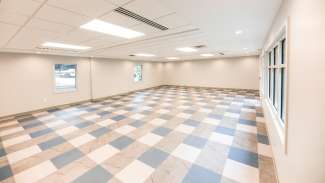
[0,0,282,61]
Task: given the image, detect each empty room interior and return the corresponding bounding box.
[0,0,324,183]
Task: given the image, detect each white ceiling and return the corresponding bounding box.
[0,0,282,61]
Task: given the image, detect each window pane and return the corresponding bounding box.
[280,68,285,121]
[281,39,286,64]
[273,47,278,108]
[55,64,76,91]
[134,64,142,82]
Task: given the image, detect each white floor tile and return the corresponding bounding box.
[175,124,195,134]
[56,126,78,136]
[172,144,201,163]
[202,118,220,125]
[176,113,192,119]
[149,118,167,126]
[69,134,95,147]
[116,160,154,183]
[98,119,115,126]
[209,132,233,145]
[223,159,259,183]
[83,114,100,121]
[138,133,163,146]
[46,120,66,128]
[130,114,145,120]
[224,112,240,119]
[88,144,119,163]
[115,125,136,135]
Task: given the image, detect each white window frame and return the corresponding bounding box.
[262,23,289,152]
[54,64,78,93]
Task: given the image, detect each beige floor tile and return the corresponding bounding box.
[14,161,57,183]
[7,145,42,164]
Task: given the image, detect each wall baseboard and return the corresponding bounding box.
[164,84,259,92]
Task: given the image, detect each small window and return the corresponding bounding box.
[134,64,142,82]
[54,64,77,92]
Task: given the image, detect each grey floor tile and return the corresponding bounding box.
[0,165,12,181]
[182,164,221,183]
[228,147,258,168]
[110,136,134,150]
[51,148,83,169]
[152,127,172,136]
[30,128,53,138]
[38,136,66,150]
[138,148,169,168]
[183,135,207,148]
[90,127,110,138]
[73,165,112,183]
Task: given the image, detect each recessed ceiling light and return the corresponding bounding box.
[200,53,214,57]
[42,42,91,50]
[176,47,198,53]
[243,48,249,50]
[235,30,243,35]
[166,57,179,60]
[81,19,145,39]
[134,53,156,57]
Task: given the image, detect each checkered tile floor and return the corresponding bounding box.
[0,86,277,183]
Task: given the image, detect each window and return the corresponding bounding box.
[263,33,287,125]
[134,64,142,82]
[54,64,77,92]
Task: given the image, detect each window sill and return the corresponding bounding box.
[54,88,77,94]
[263,98,286,146]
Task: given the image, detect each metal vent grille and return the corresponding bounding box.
[193,45,206,48]
[114,7,169,31]
[36,47,81,53]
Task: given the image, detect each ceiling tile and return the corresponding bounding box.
[0,0,41,16]
[124,0,173,19]
[47,0,117,17]
[81,36,122,48]
[35,5,91,27]
[0,11,29,26]
[155,13,190,29]
[107,0,133,6]
[6,27,61,50]
[57,29,103,44]
[0,23,20,48]
[101,12,141,28]
[26,18,75,34]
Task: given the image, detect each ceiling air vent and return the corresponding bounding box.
[36,47,81,53]
[218,52,225,55]
[193,45,206,49]
[114,7,169,31]
[129,54,135,57]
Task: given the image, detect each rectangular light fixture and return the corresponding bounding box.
[42,42,91,50]
[80,19,145,39]
[166,57,179,60]
[176,47,198,53]
[200,53,214,57]
[134,53,156,57]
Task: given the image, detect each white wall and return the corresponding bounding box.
[0,53,164,117]
[0,53,92,117]
[261,0,325,182]
[163,56,259,90]
[91,58,164,99]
